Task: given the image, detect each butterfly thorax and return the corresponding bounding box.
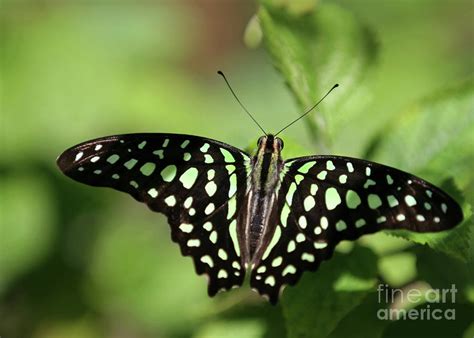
[239,135,284,265]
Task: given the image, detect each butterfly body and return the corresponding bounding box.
[57,132,463,304]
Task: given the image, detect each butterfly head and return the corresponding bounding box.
[257,134,284,155]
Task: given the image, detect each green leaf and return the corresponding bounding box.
[0,174,55,294]
[372,81,474,261]
[259,3,377,148]
[281,246,378,338]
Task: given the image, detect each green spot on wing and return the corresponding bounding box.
[220,148,235,163]
[161,165,177,182]
[140,162,156,176]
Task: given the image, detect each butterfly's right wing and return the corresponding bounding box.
[57,133,251,296]
[250,155,463,303]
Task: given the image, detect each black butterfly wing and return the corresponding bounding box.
[57,133,251,296]
[250,155,463,303]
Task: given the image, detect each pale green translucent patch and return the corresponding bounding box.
[377,216,387,223]
[226,164,236,175]
[368,194,382,209]
[286,182,297,205]
[218,248,228,260]
[416,215,425,222]
[265,275,276,286]
[204,154,214,163]
[180,140,190,148]
[346,190,361,209]
[387,195,399,207]
[271,256,282,267]
[179,223,193,233]
[153,149,164,159]
[209,230,217,244]
[161,165,177,182]
[229,219,240,255]
[218,269,228,279]
[262,225,281,260]
[112,173,119,179]
[232,261,240,269]
[162,139,169,147]
[303,195,316,211]
[78,167,84,171]
[296,233,306,242]
[183,152,191,161]
[138,141,147,149]
[326,160,336,171]
[280,204,290,227]
[295,174,304,185]
[228,174,237,197]
[298,215,307,228]
[301,253,315,262]
[386,174,394,185]
[205,203,215,215]
[205,181,217,197]
[129,180,139,188]
[124,158,138,169]
[283,265,297,276]
[257,266,266,273]
[184,196,193,208]
[164,195,176,207]
[426,190,433,198]
[147,188,158,198]
[347,162,354,172]
[405,195,417,207]
[317,170,328,180]
[396,214,406,221]
[314,242,328,249]
[287,240,296,253]
[179,167,199,189]
[107,154,120,164]
[364,179,376,189]
[90,156,100,163]
[365,166,371,176]
[320,216,329,229]
[336,220,347,231]
[93,170,102,175]
[201,255,214,268]
[298,161,316,174]
[314,226,322,235]
[310,184,318,195]
[200,143,210,152]
[203,221,212,231]
[227,197,237,219]
[140,162,156,176]
[207,169,215,180]
[339,174,347,184]
[220,148,235,163]
[424,202,432,210]
[187,239,200,247]
[441,203,447,213]
[355,219,366,228]
[325,188,341,210]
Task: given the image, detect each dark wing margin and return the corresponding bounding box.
[250,155,463,304]
[57,133,251,296]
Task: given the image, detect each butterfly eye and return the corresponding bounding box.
[276,137,284,150]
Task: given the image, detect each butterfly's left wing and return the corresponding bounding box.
[250,155,463,303]
[57,133,251,296]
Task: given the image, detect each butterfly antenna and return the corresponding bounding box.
[274,84,339,136]
[217,70,267,136]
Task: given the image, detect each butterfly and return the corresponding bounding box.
[57,73,463,304]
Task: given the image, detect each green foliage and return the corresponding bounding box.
[259,3,377,149]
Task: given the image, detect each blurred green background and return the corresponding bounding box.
[1,1,473,337]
